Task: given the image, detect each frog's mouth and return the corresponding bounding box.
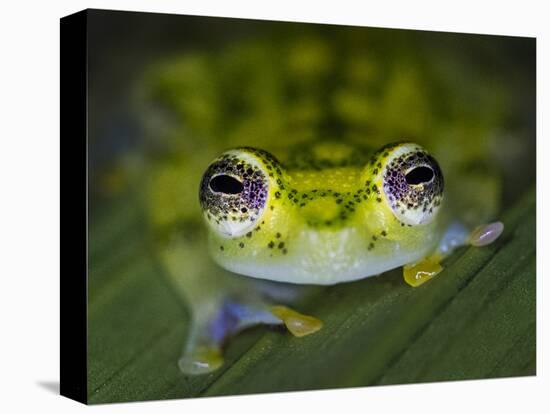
[212,227,436,285]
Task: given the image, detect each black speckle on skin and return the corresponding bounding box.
[368,242,375,251]
[239,242,245,248]
[268,241,275,249]
[278,242,285,249]
[220,245,224,251]
[246,232,252,238]
[276,232,281,238]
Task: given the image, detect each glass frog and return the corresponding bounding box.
[150,139,503,375]
[138,33,515,377]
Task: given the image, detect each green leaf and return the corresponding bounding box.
[87,188,535,403]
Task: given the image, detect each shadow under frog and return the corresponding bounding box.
[163,141,503,375]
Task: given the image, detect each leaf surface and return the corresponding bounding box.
[88,188,535,403]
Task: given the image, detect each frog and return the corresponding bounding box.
[200,140,504,285]
[149,139,503,376]
[136,33,513,376]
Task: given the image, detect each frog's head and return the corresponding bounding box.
[199,142,445,284]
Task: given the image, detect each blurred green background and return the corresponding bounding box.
[86,10,535,404]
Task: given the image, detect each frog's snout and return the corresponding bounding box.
[300,197,344,227]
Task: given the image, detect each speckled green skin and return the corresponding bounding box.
[200,141,445,285]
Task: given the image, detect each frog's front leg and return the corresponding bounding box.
[403,221,504,287]
[179,297,322,375]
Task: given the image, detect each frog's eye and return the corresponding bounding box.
[381,144,444,226]
[199,149,270,237]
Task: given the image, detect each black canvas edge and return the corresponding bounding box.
[60,9,88,405]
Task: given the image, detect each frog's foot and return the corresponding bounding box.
[468,221,504,247]
[178,300,321,375]
[179,342,224,375]
[270,305,323,337]
[403,254,443,287]
[403,221,505,289]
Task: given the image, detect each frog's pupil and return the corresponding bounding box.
[209,174,244,194]
[405,166,434,185]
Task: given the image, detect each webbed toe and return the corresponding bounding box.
[468,221,504,246]
[403,254,443,287]
[270,305,323,337]
[179,345,224,375]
